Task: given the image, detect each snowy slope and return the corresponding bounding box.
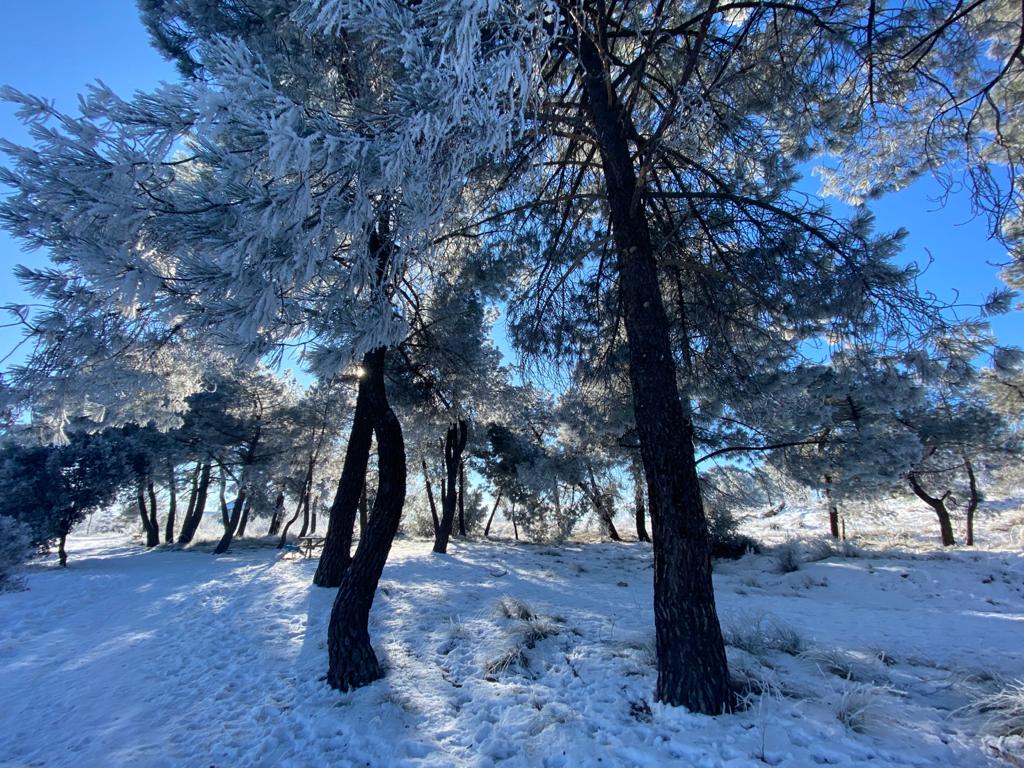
[1,532,1022,767]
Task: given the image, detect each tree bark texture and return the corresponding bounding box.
[632,453,651,543]
[177,460,211,544]
[313,350,377,587]
[574,22,730,713]
[433,420,467,554]
[327,347,407,691]
[908,473,956,547]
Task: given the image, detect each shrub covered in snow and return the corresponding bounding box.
[707,505,760,559]
[971,679,1024,738]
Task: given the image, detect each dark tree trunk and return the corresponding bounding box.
[632,453,651,543]
[358,484,368,538]
[457,460,466,537]
[57,525,69,567]
[510,502,519,541]
[138,482,159,548]
[278,463,312,549]
[165,466,177,544]
[214,488,248,555]
[327,347,407,691]
[908,474,956,546]
[433,420,467,554]
[219,476,230,531]
[298,470,313,539]
[310,505,317,535]
[965,457,979,546]
[147,479,160,545]
[313,350,377,587]
[484,490,502,538]
[824,475,840,539]
[177,460,211,545]
[237,497,253,538]
[268,491,285,536]
[423,457,440,536]
[574,25,730,713]
[584,466,621,542]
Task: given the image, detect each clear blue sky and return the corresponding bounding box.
[0,0,1020,371]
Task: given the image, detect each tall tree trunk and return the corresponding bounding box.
[58,529,68,567]
[165,465,177,544]
[510,501,519,541]
[484,490,502,538]
[433,420,467,554]
[177,460,211,544]
[268,490,285,536]
[908,473,956,546]
[964,457,979,546]
[237,497,253,538]
[632,453,651,543]
[138,481,159,548]
[457,460,467,537]
[276,485,307,549]
[327,346,407,691]
[214,488,248,555]
[298,467,313,539]
[313,350,376,586]
[147,479,160,546]
[824,474,840,539]
[219,475,230,531]
[575,25,730,713]
[423,457,440,536]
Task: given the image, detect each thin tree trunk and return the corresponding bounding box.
[298,466,313,539]
[147,479,160,546]
[632,453,651,543]
[313,351,376,586]
[327,346,407,691]
[484,490,502,538]
[908,473,956,546]
[214,488,248,555]
[58,530,68,567]
[457,460,466,537]
[138,481,159,548]
[219,475,230,531]
[824,474,840,539]
[510,501,518,541]
[277,470,310,549]
[177,460,211,544]
[585,466,621,541]
[165,466,177,544]
[575,24,730,712]
[268,491,285,536]
[237,496,253,538]
[423,457,440,536]
[433,420,467,554]
[964,457,979,546]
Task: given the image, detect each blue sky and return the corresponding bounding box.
[0,0,1020,372]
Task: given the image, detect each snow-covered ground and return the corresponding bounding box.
[2,515,1023,767]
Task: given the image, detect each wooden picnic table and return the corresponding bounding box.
[297,535,325,559]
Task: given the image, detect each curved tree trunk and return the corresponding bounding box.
[908,474,956,547]
[147,479,160,546]
[214,488,248,555]
[423,457,440,536]
[575,24,730,713]
[138,481,159,548]
[433,420,467,554]
[327,347,407,691]
[313,350,377,587]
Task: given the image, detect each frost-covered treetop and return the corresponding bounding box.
[1,0,553,385]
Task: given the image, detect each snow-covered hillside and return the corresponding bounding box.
[1,526,1022,767]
